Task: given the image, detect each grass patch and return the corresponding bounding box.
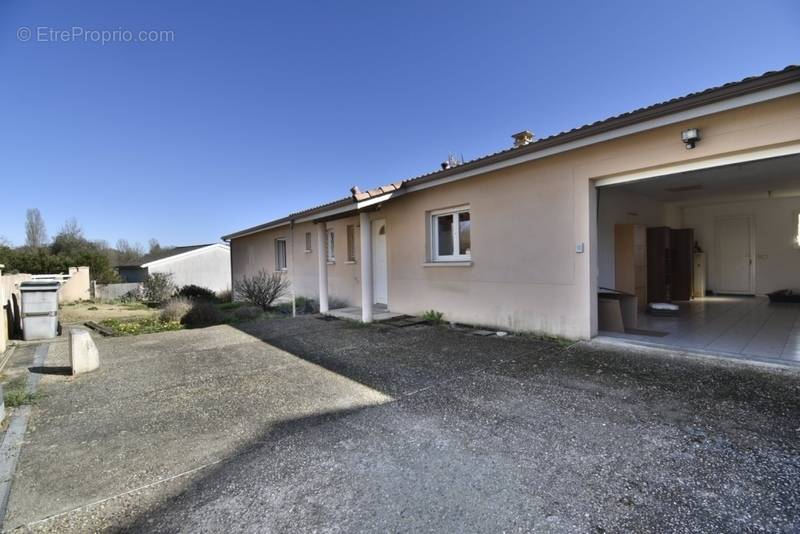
[100,317,183,336]
[3,378,40,407]
[4,389,40,407]
[218,301,245,311]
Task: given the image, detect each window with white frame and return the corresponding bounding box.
[275,238,287,271]
[431,206,471,261]
[346,225,356,262]
[305,232,312,253]
[326,229,335,262]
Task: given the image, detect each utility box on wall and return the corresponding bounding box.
[20,280,60,341]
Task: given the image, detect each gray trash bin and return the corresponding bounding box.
[20,280,60,340]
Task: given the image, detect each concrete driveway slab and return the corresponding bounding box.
[4,324,391,529]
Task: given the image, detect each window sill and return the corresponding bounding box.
[275,268,288,273]
[423,261,473,268]
[344,260,357,265]
[304,250,312,254]
[327,260,336,265]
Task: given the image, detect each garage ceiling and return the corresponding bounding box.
[602,153,800,203]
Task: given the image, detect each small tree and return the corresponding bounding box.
[24,208,47,248]
[142,272,176,304]
[233,270,289,310]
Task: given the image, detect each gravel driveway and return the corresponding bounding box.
[5,316,800,532]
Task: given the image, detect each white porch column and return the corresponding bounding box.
[317,222,329,313]
[359,212,373,323]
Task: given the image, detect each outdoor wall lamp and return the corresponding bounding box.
[681,128,701,149]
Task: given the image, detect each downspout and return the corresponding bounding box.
[290,220,296,317]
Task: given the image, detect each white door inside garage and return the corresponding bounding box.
[715,215,755,295]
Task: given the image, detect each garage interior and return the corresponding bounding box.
[596,153,800,363]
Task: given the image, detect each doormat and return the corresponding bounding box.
[380,316,429,328]
[624,327,668,337]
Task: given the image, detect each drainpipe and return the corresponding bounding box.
[316,222,329,313]
[290,220,296,317]
[359,212,373,323]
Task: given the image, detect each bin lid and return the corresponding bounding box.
[20,280,61,291]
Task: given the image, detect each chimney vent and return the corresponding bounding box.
[512,130,534,147]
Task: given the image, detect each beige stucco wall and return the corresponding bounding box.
[231,93,800,338]
[1,272,33,350]
[230,217,365,306]
[59,266,91,302]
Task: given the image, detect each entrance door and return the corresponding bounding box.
[715,215,755,294]
[371,219,388,305]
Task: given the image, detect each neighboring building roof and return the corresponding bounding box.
[117,244,227,268]
[222,65,800,241]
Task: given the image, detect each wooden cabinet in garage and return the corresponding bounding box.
[614,224,647,311]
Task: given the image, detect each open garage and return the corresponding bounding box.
[595,152,800,363]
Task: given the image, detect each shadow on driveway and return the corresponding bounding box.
[10,316,800,532]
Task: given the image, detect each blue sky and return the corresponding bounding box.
[1,1,798,248]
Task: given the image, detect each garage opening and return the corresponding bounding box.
[595,153,800,364]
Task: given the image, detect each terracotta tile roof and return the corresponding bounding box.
[222,65,800,241]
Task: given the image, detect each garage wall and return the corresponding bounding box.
[681,195,800,294]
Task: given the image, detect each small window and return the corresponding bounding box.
[305,232,312,253]
[275,238,287,271]
[346,225,356,262]
[431,206,471,261]
[326,230,335,262]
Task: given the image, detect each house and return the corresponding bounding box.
[223,66,800,363]
[117,244,231,292]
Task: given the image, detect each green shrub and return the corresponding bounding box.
[181,301,224,328]
[233,270,289,310]
[422,310,444,324]
[177,284,216,301]
[142,272,175,304]
[160,296,193,322]
[233,305,262,321]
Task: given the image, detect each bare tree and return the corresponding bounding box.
[233,270,290,310]
[58,217,83,240]
[24,208,47,248]
[148,238,162,254]
[116,239,144,265]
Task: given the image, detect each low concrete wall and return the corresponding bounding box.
[92,282,142,301]
[1,273,33,349]
[59,267,91,302]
